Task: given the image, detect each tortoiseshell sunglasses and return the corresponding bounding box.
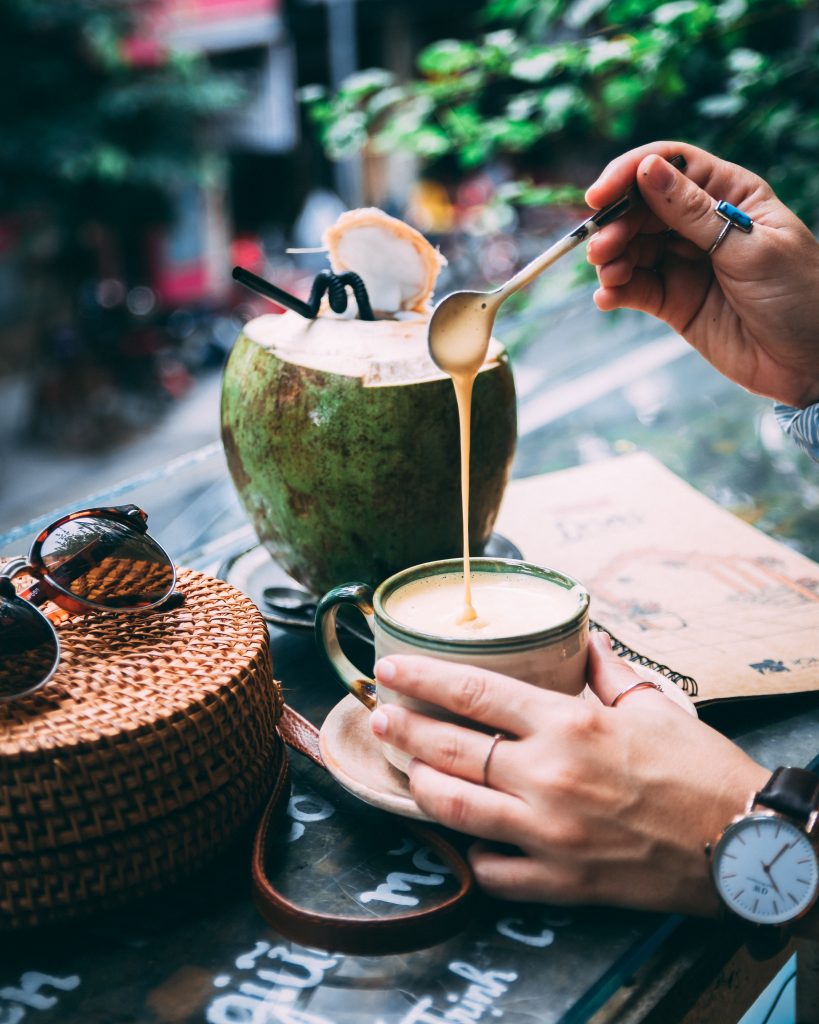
[0,505,178,702]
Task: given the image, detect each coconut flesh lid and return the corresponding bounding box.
[243,206,502,385]
[323,207,446,316]
[243,311,504,387]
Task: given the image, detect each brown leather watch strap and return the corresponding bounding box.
[252,704,476,955]
[755,766,819,823]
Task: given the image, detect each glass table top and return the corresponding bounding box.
[1,298,817,1024]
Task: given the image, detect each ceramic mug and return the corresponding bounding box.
[315,557,590,773]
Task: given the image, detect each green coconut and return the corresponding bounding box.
[221,311,517,596]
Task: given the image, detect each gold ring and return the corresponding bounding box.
[482,732,506,787]
[610,680,663,707]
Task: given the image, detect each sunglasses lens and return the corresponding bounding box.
[40,516,174,609]
[0,593,59,700]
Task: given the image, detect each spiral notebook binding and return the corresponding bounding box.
[589,620,698,697]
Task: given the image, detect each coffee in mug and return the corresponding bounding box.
[385,569,581,640]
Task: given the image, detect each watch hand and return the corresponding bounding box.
[763,841,794,873]
[762,865,782,898]
[748,871,783,890]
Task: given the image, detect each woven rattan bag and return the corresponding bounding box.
[0,566,283,929]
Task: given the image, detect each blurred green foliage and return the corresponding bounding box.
[304,0,819,223]
[0,0,242,224]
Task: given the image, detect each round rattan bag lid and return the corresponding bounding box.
[1,566,282,855]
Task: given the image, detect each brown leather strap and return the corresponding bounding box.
[252,705,475,955]
[278,704,324,765]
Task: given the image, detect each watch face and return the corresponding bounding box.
[714,813,819,925]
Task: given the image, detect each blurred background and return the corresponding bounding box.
[0,0,817,548]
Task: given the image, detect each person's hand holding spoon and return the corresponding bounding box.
[427,154,686,376]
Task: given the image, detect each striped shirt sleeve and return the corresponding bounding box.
[774,402,819,462]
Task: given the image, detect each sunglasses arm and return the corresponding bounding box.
[1,558,32,580]
[1,558,63,610]
[2,558,44,601]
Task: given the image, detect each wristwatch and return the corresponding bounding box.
[708,766,819,958]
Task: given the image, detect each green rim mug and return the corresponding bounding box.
[315,558,590,772]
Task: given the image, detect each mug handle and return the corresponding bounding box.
[315,582,377,710]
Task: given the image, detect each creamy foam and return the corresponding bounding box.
[244,311,503,387]
[385,572,581,641]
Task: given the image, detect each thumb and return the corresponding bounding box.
[637,153,726,256]
[587,631,648,707]
[587,631,696,715]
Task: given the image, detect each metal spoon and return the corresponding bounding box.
[428,155,686,374]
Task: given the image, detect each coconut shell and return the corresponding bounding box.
[221,330,517,596]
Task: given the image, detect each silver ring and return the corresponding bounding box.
[610,680,663,708]
[482,732,506,787]
[707,219,733,255]
[707,199,754,256]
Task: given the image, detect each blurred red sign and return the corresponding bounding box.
[144,0,281,54]
[156,0,278,24]
[127,0,281,64]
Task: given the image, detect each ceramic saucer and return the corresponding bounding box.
[319,695,432,821]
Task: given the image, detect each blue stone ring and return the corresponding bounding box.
[707,200,754,255]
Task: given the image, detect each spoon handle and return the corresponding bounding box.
[494,232,583,301]
[495,153,687,303]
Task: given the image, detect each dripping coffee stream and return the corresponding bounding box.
[428,155,687,620]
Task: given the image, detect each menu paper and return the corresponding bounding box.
[496,452,819,705]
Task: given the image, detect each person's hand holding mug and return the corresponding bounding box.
[370,633,768,918]
[316,558,590,774]
[585,141,819,409]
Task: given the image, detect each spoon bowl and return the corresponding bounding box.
[427,289,502,377]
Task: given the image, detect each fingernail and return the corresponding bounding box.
[643,155,674,193]
[370,708,389,736]
[374,658,396,683]
[585,174,607,200]
[596,631,613,650]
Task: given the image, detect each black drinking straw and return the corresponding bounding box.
[232,266,314,319]
[308,270,375,320]
[233,265,375,321]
